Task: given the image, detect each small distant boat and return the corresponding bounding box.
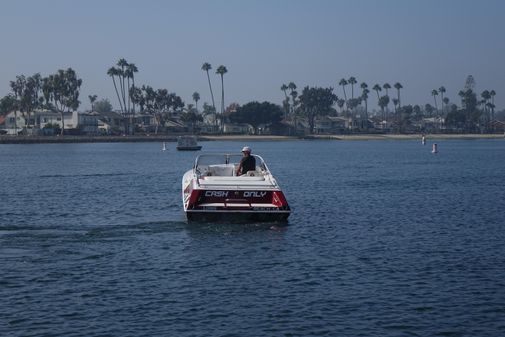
[176,136,202,151]
[162,142,167,151]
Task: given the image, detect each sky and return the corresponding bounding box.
[1,0,504,112]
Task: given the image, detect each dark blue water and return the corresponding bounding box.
[1,139,505,336]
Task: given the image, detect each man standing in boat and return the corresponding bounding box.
[236,146,256,175]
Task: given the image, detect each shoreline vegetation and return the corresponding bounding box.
[0,133,503,144]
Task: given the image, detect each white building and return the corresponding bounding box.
[1,110,98,135]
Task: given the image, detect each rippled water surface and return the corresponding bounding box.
[1,139,505,336]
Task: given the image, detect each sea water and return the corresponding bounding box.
[1,139,504,336]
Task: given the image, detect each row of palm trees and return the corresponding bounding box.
[282,77,498,124]
[201,62,227,116]
[281,78,406,122]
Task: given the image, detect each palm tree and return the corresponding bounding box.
[382,83,391,120]
[348,77,357,99]
[481,90,491,128]
[362,88,370,120]
[372,84,382,100]
[360,82,369,119]
[126,63,138,114]
[281,84,289,100]
[337,99,345,115]
[392,98,399,113]
[117,58,129,114]
[431,89,439,114]
[438,86,446,114]
[281,84,289,118]
[88,95,97,112]
[107,67,124,113]
[287,82,297,115]
[339,78,348,102]
[216,65,227,117]
[192,92,200,112]
[383,83,391,96]
[490,90,496,120]
[201,62,216,112]
[394,82,403,108]
[378,95,390,122]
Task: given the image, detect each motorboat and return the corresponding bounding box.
[182,153,291,221]
[176,135,202,151]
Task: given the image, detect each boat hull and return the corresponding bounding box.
[186,210,290,222]
[177,146,202,151]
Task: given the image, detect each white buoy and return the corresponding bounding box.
[432,143,438,154]
[162,142,166,151]
[422,135,426,145]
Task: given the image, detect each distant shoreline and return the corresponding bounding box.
[0,133,503,144]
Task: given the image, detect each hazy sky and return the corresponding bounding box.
[1,0,504,111]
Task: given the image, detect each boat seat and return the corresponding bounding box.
[207,165,234,177]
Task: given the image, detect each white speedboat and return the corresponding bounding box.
[182,153,291,221]
[176,135,202,151]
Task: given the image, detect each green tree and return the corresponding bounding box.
[481,90,492,130]
[180,111,203,132]
[338,78,348,105]
[88,94,98,112]
[202,102,216,115]
[489,89,496,121]
[337,98,345,115]
[394,82,403,108]
[230,101,283,134]
[383,83,391,96]
[361,82,369,119]
[372,84,382,101]
[412,105,422,120]
[9,73,43,130]
[298,86,338,133]
[445,106,466,129]
[398,104,413,133]
[201,62,216,112]
[281,84,289,117]
[287,82,298,116]
[425,103,434,117]
[94,98,113,113]
[348,77,357,99]
[42,68,82,135]
[378,95,390,122]
[192,92,200,112]
[431,89,439,113]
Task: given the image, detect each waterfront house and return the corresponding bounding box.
[3,111,26,135]
[77,112,99,135]
[223,123,253,134]
[97,111,124,135]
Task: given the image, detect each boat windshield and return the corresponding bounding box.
[194,154,267,171]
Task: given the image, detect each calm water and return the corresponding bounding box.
[1,139,504,336]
